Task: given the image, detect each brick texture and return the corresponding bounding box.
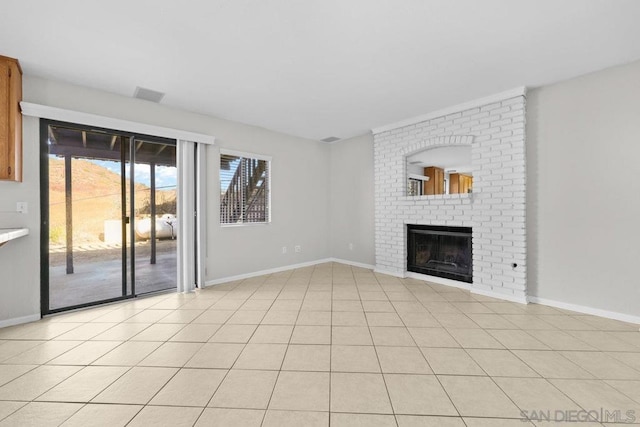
[373,95,527,301]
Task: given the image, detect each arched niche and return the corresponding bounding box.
[404,136,474,196]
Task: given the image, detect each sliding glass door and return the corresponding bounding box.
[130,139,178,296]
[41,120,177,314]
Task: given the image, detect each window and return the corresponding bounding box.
[220,151,270,224]
[408,177,423,196]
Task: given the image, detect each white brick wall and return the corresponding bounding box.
[373,95,527,302]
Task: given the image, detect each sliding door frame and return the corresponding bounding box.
[39,119,176,315]
[25,101,214,318]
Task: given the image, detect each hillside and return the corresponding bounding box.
[48,157,176,245]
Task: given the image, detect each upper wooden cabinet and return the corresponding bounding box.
[423,166,445,195]
[450,173,473,194]
[0,55,22,182]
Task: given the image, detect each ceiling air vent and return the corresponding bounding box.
[133,86,165,103]
[321,136,341,143]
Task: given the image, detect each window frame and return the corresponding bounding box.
[219,149,272,227]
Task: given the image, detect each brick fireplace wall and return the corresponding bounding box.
[373,90,527,303]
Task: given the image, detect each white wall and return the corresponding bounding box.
[527,59,640,318]
[209,131,331,279]
[7,58,639,325]
[329,134,375,266]
[0,76,331,324]
[0,115,41,325]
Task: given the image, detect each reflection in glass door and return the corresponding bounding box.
[41,121,178,314]
[131,139,178,296]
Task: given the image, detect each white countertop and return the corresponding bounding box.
[0,228,29,245]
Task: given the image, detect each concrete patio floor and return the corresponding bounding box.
[49,240,177,310]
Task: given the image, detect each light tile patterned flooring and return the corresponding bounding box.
[0,263,639,426]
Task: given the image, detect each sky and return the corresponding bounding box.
[90,159,177,189]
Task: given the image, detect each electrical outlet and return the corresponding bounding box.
[16,202,28,214]
[294,245,301,253]
[282,246,287,254]
[348,243,354,251]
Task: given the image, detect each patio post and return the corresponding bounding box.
[65,154,74,274]
[150,162,156,264]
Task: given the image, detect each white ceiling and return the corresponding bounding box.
[408,146,472,173]
[2,0,640,141]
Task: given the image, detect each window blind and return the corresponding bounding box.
[220,153,270,224]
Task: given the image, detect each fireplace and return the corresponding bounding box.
[407,225,472,283]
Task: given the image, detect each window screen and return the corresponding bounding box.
[220,153,270,224]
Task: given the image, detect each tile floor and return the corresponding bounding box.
[0,263,639,426]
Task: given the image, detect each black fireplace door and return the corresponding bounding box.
[407,225,472,283]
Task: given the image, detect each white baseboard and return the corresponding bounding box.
[0,313,40,328]
[472,288,529,305]
[528,296,640,325]
[203,260,637,326]
[405,271,472,291]
[205,258,334,287]
[329,258,375,270]
[205,258,379,287]
[373,268,405,278]
[378,268,529,305]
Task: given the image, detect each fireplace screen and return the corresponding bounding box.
[407,225,472,283]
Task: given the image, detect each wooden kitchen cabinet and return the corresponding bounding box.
[424,166,444,195]
[449,173,473,194]
[0,55,22,181]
